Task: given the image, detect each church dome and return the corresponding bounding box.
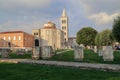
[43,22,56,29]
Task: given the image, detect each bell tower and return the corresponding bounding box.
[60,8,69,45]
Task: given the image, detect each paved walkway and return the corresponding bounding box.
[56,49,73,54]
[1,58,120,71]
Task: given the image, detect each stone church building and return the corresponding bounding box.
[32,9,69,49]
[32,22,64,49]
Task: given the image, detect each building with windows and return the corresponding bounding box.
[68,37,76,48]
[0,31,34,50]
[32,22,64,49]
[32,9,69,49]
[60,8,69,47]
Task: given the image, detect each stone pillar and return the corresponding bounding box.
[32,47,41,59]
[74,46,84,61]
[103,46,114,61]
[98,50,104,56]
[42,46,53,59]
[1,49,10,58]
[17,49,25,55]
[98,46,106,56]
[94,46,97,53]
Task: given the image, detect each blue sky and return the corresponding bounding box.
[0,0,120,37]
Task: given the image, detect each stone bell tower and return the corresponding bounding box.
[60,8,69,47]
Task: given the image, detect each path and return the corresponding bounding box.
[56,49,73,54]
[0,58,120,71]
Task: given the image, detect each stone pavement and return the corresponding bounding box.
[0,58,120,71]
[56,49,73,54]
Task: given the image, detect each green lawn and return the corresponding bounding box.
[0,52,32,59]
[0,62,120,80]
[1,49,120,64]
[55,49,71,52]
[9,52,32,59]
[49,50,120,64]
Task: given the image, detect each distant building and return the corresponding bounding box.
[60,8,69,47]
[68,37,76,48]
[32,22,64,50]
[0,31,34,50]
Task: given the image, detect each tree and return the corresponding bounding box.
[112,16,120,42]
[95,33,101,46]
[76,27,97,46]
[95,29,113,46]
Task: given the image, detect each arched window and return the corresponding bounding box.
[19,36,21,40]
[8,36,11,41]
[35,39,39,47]
[13,36,16,40]
[3,36,6,40]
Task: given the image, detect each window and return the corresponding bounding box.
[62,20,66,24]
[3,36,6,40]
[13,36,16,40]
[34,33,38,35]
[19,36,21,40]
[62,26,66,30]
[46,30,49,35]
[65,38,66,41]
[64,32,66,35]
[8,36,11,41]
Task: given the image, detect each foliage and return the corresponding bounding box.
[95,33,101,46]
[95,29,113,46]
[112,16,120,42]
[76,27,97,46]
[1,63,120,80]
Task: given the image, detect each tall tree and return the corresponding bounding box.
[112,16,120,42]
[95,29,113,46]
[76,27,97,46]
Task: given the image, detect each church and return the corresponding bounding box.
[32,9,69,50]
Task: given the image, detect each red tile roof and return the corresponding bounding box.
[0,31,25,34]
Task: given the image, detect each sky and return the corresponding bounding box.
[0,0,120,37]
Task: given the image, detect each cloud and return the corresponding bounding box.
[0,0,120,36]
[0,0,53,9]
[80,0,120,14]
[88,12,120,25]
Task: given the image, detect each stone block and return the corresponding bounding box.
[94,46,97,53]
[1,49,10,58]
[42,46,53,59]
[17,49,25,55]
[74,46,84,61]
[98,50,104,56]
[103,46,114,61]
[32,47,41,59]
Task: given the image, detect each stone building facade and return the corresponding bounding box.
[32,22,64,50]
[0,31,34,50]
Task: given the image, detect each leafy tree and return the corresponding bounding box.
[95,33,101,46]
[112,16,120,42]
[76,27,97,46]
[95,29,113,46]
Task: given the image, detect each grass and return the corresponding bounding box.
[55,49,70,52]
[0,62,120,80]
[1,49,120,64]
[49,50,74,61]
[0,52,32,59]
[49,49,120,64]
